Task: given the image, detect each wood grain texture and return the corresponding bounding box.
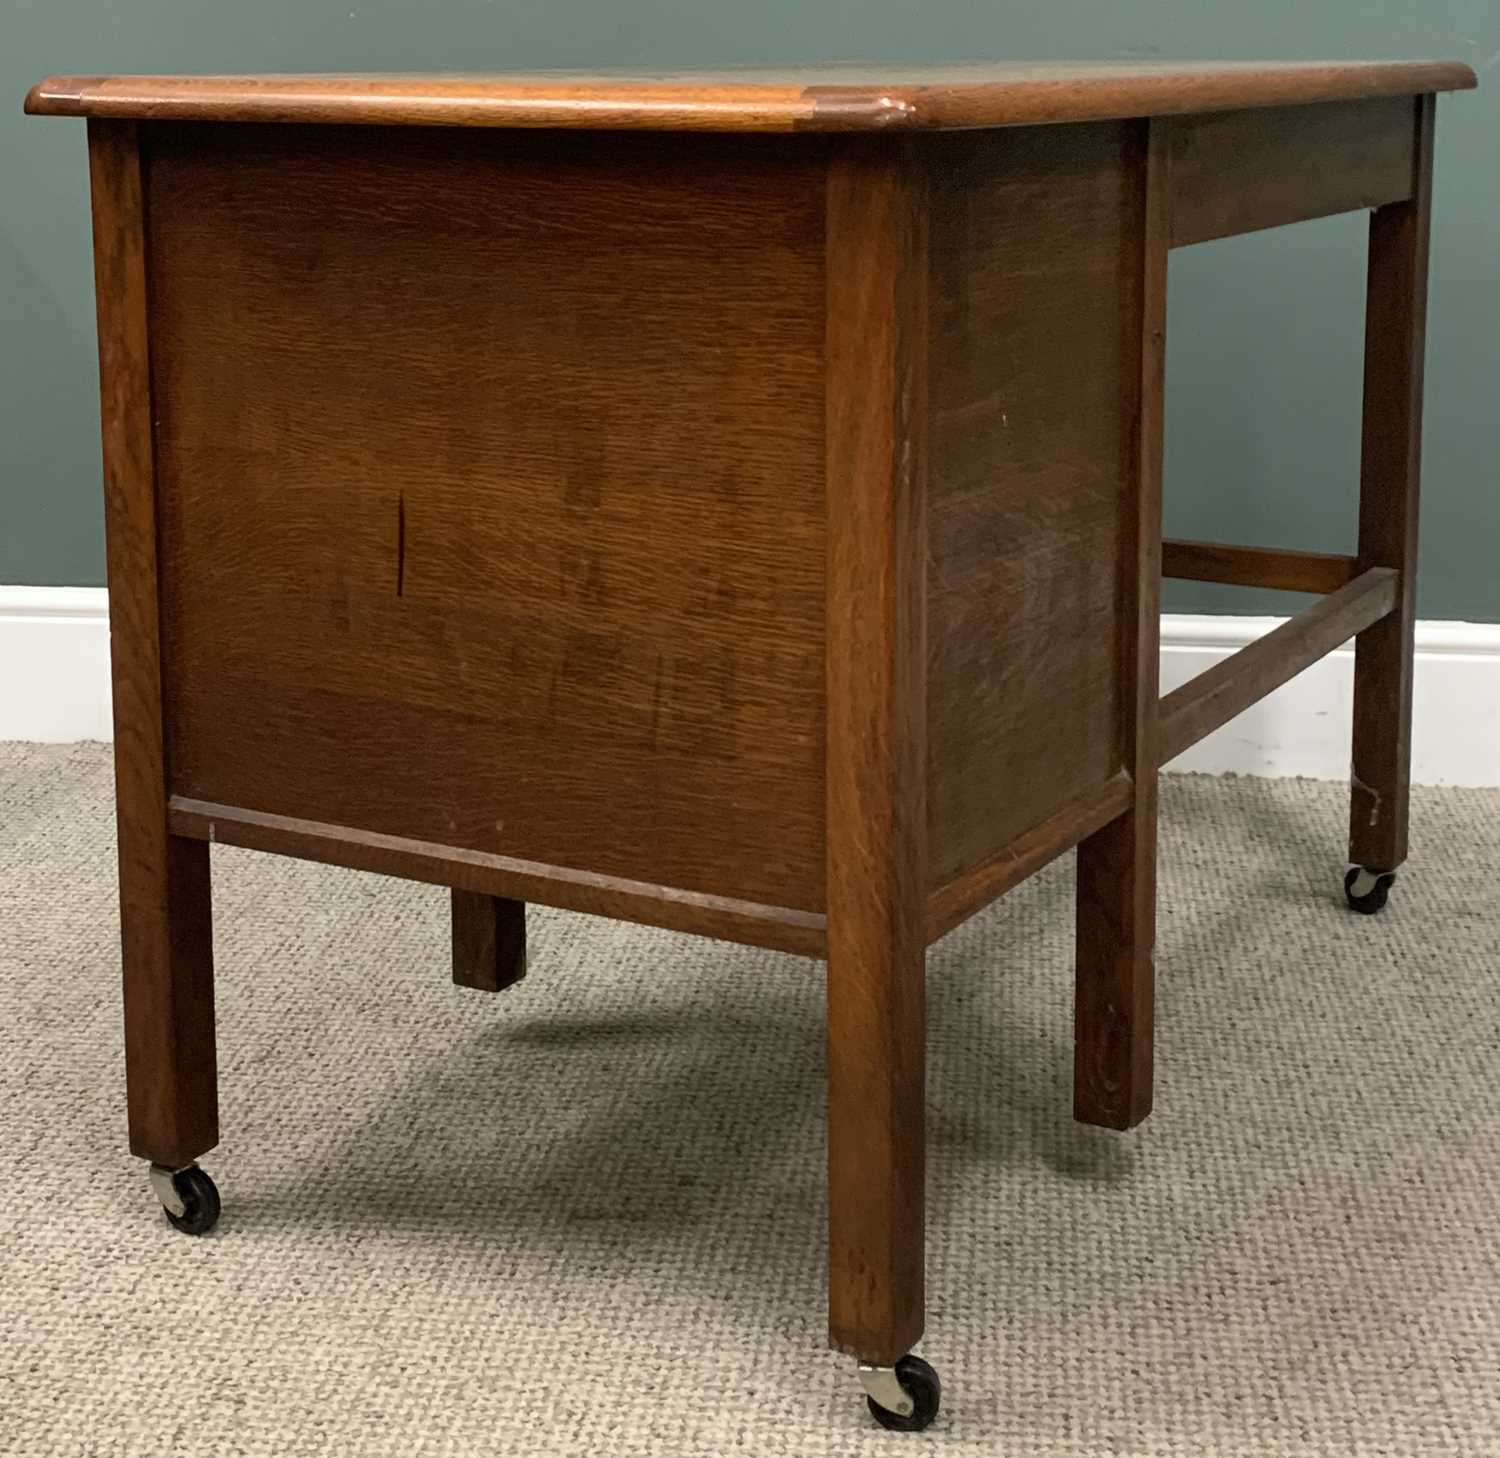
[925,772,1132,944]
[1169,98,1418,247]
[143,124,826,914]
[88,119,218,1169]
[1160,568,1398,766]
[824,136,928,1365]
[1350,94,1435,872]
[27,61,1475,132]
[1074,118,1168,1134]
[451,890,527,992]
[925,122,1140,892]
[1162,539,1360,594]
[168,798,826,957]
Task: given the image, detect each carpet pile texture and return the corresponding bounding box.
[2,743,1496,1456]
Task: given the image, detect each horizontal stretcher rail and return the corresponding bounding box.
[1162,539,1360,594]
[168,797,827,958]
[1157,566,1398,764]
[925,771,1133,943]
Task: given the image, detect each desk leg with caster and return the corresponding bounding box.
[824,135,937,1430]
[1349,95,1434,913]
[89,118,222,1235]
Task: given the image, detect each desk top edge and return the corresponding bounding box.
[25,61,1477,132]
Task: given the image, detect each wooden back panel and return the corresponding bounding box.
[144,124,827,912]
[925,122,1141,891]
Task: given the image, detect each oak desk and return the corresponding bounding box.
[27,60,1477,1431]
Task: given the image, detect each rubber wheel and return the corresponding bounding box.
[163,1166,221,1236]
[1344,867,1396,915]
[867,1354,941,1433]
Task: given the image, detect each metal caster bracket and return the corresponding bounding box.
[147,1162,191,1218]
[857,1363,915,1419]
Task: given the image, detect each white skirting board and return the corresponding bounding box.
[3,586,1498,785]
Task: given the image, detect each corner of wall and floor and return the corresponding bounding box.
[2,584,1498,784]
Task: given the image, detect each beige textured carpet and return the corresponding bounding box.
[2,743,1497,1457]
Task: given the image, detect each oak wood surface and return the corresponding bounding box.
[1161,539,1360,595]
[1073,118,1168,1133]
[451,890,527,992]
[1159,567,1399,766]
[144,123,827,915]
[926,772,1133,944]
[1349,96,1435,872]
[167,797,826,957]
[88,119,218,1169]
[824,136,928,1365]
[1168,98,1418,247]
[925,121,1140,892]
[27,61,1475,132]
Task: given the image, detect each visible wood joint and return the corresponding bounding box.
[1159,566,1399,764]
[926,773,1132,944]
[1161,539,1360,595]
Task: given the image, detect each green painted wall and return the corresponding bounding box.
[3,2,1495,617]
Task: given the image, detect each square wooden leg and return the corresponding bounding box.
[1074,798,1157,1129]
[1074,118,1167,1132]
[451,890,527,992]
[824,136,927,1365]
[1350,97,1433,879]
[89,120,218,1171]
[121,834,218,1167]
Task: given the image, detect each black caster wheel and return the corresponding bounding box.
[150,1164,221,1236]
[1344,866,1396,915]
[865,1354,941,1433]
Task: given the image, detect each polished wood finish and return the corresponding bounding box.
[1159,568,1399,766]
[1350,96,1435,873]
[927,773,1133,944]
[1162,539,1360,594]
[926,122,1139,892]
[823,137,928,1365]
[1074,118,1169,1133]
[451,891,527,992]
[167,798,826,957]
[1168,98,1418,247]
[36,63,1467,1392]
[28,61,1474,132]
[145,124,826,916]
[88,120,218,1170]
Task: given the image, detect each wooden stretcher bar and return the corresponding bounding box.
[1157,566,1399,764]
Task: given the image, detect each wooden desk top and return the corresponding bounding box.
[26,61,1475,133]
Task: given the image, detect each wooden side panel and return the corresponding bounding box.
[925,122,1139,893]
[143,125,827,913]
[1169,98,1417,247]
